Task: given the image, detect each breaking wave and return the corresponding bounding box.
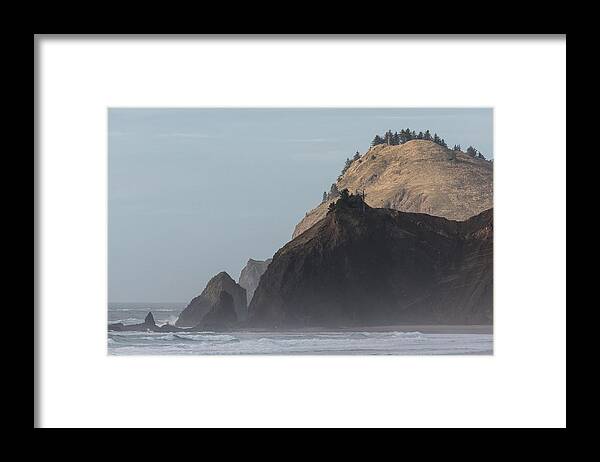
[108,330,492,355]
[173,334,239,343]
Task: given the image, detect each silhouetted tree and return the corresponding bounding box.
[340,157,353,176]
[322,191,327,202]
[399,128,412,143]
[371,135,385,146]
[339,188,350,202]
[332,189,369,210]
[370,128,475,156]
[384,130,396,145]
[353,151,361,161]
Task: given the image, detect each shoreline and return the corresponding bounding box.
[109,324,493,335]
[217,325,493,335]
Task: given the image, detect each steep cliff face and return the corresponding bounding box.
[175,271,247,327]
[249,195,492,328]
[293,140,493,238]
[238,258,272,304]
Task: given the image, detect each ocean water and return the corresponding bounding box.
[108,302,185,326]
[108,303,492,355]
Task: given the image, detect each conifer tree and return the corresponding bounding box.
[371,129,469,156]
[384,130,395,145]
[371,135,385,146]
[400,128,411,143]
[340,157,353,176]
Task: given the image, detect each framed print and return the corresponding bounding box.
[35,35,566,428]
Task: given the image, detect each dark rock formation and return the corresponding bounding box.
[238,258,272,304]
[174,295,212,328]
[144,312,155,326]
[175,271,247,327]
[193,291,237,330]
[249,193,492,328]
[108,322,125,331]
[108,311,183,332]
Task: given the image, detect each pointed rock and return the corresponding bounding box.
[194,291,238,330]
[144,311,156,327]
[176,271,247,327]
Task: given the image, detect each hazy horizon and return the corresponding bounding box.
[108,108,493,303]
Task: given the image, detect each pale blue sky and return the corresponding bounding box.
[108,108,493,302]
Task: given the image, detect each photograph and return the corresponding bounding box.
[108,108,494,355]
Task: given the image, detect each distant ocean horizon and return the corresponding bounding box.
[108,302,185,326]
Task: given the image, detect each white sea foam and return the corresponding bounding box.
[107,330,492,355]
[173,334,239,343]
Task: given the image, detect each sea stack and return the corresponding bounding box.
[194,291,238,330]
[175,271,247,327]
[144,312,156,327]
[108,310,159,332]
